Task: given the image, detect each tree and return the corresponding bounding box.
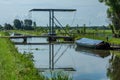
[65,24,71,36]
[0,25,3,30]
[33,22,36,27]
[83,24,86,34]
[24,19,33,30]
[107,54,120,80]
[20,21,24,30]
[33,21,37,29]
[109,24,115,34]
[99,0,120,34]
[65,24,70,32]
[4,23,13,30]
[13,19,22,29]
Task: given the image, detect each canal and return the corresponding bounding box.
[11,37,120,80]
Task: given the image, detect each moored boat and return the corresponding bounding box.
[75,38,110,49]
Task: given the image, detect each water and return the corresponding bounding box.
[12,38,112,80]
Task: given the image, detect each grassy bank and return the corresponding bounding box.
[0,32,45,80]
[9,30,43,36]
[74,30,120,45]
[9,29,120,45]
[0,32,72,80]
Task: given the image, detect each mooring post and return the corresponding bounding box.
[49,10,55,70]
[49,10,52,69]
[51,44,54,70]
[23,37,27,43]
[51,10,55,70]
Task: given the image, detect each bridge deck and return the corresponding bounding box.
[0,36,73,39]
[37,67,76,72]
[14,42,74,45]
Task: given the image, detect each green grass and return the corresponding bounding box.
[0,32,45,80]
[74,29,120,45]
[0,31,72,80]
[9,30,42,36]
[2,29,120,80]
[9,29,120,45]
[108,38,120,44]
[49,71,72,80]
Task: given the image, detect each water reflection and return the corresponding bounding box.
[107,51,120,80]
[75,46,110,58]
[13,38,111,80]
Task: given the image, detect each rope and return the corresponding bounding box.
[27,37,32,53]
[28,12,32,19]
[53,16,70,36]
[68,49,76,69]
[54,46,69,64]
[54,44,63,57]
[71,11,77,26]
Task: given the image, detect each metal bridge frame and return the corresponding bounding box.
[29,8,76,70]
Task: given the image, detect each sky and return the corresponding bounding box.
[0,0,108,26]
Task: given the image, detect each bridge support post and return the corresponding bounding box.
[23,38,27,43]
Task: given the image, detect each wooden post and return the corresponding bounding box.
[23,38,27,43]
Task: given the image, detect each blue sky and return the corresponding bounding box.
[0,0,108,26]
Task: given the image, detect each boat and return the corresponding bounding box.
[75,38,110,49]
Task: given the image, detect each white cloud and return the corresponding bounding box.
[0,0,108,26]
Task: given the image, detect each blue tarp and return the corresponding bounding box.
[75,38,103,48]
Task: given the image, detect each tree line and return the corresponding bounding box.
[1,0,120,36]
[0,19,36,30]
[99,0,120,37]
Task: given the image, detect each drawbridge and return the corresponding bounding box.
[29,8,77,71]
[0,8,76,71]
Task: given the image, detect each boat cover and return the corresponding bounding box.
[76,38,103,46]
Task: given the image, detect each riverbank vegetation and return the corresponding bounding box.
[0,32,72,80]
[0,32,45,80]
[8,26,120,45]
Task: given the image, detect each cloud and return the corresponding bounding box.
[0,0,108,26]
